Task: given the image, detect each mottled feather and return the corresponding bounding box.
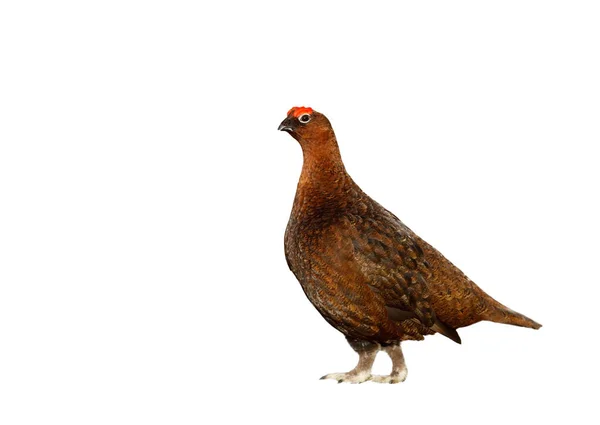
[282,108,541,348]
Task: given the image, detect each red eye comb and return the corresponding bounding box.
[287,106,314,117]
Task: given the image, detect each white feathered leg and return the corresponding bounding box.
[320,340,379,384]
[371,343,408,384]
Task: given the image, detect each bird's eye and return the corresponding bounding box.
[299,114,311,124]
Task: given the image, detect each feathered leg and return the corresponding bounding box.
[371,343,408,384]
[320,339,379,384]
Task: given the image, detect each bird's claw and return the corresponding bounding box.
[320,372,372,384]
[370,369,408,384]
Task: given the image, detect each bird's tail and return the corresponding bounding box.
[485,304,542,329]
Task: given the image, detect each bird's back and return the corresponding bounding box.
[286,181,540,343]
[355,196,541,332]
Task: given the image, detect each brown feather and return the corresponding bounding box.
[282,110,541,347]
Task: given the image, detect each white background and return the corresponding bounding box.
[1,1,599,424]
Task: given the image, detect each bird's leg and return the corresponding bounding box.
[320,339,379,384]
[371,343,408,384]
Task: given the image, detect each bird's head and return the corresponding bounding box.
[279,106,345,174]
[278,107,335,145]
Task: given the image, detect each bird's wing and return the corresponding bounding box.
[348,211,461,343]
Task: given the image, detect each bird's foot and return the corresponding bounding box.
[371,369,408,384]
[320,371,372,384]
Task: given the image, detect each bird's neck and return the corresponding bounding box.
[299,136,347,183]
[295,136,354,208]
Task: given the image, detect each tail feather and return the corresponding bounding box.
[486,306,542,330]
[432,320,462,344]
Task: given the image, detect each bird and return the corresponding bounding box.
[279,106,541,384]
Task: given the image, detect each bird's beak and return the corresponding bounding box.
[278,117,295,132]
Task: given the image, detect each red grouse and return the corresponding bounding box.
[279,106,541,384]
